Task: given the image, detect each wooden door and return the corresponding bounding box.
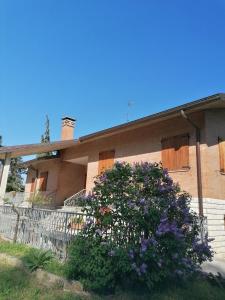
[39,172,48,191]
[30,178,36,193]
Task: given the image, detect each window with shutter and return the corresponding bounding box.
[98,150,115,174]
[39,172,48,191]
[30,178,36,193]
[218,137,225,173]
[161,134,189,171]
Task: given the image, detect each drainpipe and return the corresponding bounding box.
[180,110,203,217]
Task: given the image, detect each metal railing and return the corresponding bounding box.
[0,205,92,259]
[64,189,86,207]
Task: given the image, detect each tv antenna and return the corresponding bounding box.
[126,100,134,122]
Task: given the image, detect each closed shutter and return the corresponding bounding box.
[98,150,115,174]
[161,134,189,171]
[30,178,36,193]
[175,134,189,169]
[218,137,225,172]
[39,172,48,191]
[162,137,176,170]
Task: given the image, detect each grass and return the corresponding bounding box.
[107,281,225,300]
[0,238,65,276]
[0,259,225,300]
[0,260,82,300]
[0,239,225,299]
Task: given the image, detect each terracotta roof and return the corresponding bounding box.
[0,93,225,159]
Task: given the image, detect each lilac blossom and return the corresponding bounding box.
[156,217,184,240]
[139,198,145,205]
[140,263,147,274]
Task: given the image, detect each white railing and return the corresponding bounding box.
[64,189,86,207]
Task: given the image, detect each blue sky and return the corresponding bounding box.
[1,0,225,146]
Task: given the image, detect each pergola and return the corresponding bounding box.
[0,140,77,201]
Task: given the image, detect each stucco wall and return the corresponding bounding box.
[25,159,61,194]
[56,162,86,206]
[62,112,205,197]
[203,109,225,200]
[25,159,86,206]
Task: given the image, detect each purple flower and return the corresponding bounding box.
[140,263,147,274]
[99,173,107,182]
[156,217,184,240]
[139,198,145,205]
[140,239,149,253]
[128,249,134,259]
[128,200,135,208]
[149,237,158,246]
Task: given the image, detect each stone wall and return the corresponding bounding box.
[191,198,225,259]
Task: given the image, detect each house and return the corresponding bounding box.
[0,93,225,256]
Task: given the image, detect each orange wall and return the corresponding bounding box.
[62,112,205,198]
[203,109,225,199]
[56,161,86,206]
[25,159,86,206]
[25,159,60,195]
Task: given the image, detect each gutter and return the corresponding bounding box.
[180,110,203,217]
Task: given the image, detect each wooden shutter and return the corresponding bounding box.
[98,150,115,174]
[161,134,189,171]
[30,178,36,193]
[162,137,176,170]
[39,172,48,191]
[175,134,189,169]
[218,137,225,172]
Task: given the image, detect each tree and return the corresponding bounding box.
[36,115,52,158]
[0,136,25,193]
[6,157,25,192]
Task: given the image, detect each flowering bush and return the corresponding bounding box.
[67,162,213,292]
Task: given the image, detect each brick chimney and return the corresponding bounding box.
[61,117,76,140]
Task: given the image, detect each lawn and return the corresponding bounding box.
[0,238,65,276]
[0,260,82,300]
[0,239,225,300]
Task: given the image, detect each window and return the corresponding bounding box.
[30,178,36,193]
[218,137,225,173]
[98,150,115,174]
[161,134,189,171]
[39,172,48,191]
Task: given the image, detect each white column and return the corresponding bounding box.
[0,153,11,202]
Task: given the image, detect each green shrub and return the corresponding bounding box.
[25,249,53,272]
[67,162,213,292]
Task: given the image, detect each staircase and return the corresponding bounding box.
[63,189,86,207]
